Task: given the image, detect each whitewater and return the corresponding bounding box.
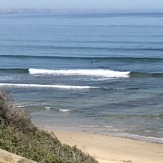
[29,68,130,78]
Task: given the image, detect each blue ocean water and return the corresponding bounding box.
[0,10,163,142]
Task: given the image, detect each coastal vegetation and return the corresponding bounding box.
[0,90,98,163]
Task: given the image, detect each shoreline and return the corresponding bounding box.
[51,129,163,163]
[42,125,163,144]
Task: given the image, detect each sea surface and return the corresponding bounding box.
[0,10,163,142]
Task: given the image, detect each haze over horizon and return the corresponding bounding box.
[0,0,163,12]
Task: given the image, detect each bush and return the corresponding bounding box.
[0,90,98,163]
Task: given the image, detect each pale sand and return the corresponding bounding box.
[53,130,163,163]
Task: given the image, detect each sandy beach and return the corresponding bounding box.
[53,130,163,163]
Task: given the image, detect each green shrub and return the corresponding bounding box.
[0,90,98,163]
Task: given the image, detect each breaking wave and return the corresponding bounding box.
[1,67,163,78]
[29,68,130,78]
[0,83,95,90]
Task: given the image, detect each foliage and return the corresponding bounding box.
[0,90,98,163]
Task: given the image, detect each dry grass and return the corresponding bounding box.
[0,90,35,134]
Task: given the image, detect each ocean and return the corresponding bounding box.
[0,10,163,142]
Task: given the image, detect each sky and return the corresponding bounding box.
[0,0,163,11]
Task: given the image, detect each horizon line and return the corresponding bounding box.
[0,8,163,13]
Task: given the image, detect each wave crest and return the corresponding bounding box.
[0,83,95,90]
[29,68,130,78]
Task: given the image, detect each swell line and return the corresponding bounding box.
[130,72,163,77]
[1,55,163,63]
[2,45,163,51]
[0,68,28,73]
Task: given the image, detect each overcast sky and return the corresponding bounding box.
[0,0,163,11]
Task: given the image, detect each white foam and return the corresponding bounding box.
[59,109,70,112]
[0,83,94,90]
[29,68,130,78]
[16,105,25,108]
[154,114,160,116]
[119,133,163,144]
[45,107,51,110]
[104,125,113,129]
